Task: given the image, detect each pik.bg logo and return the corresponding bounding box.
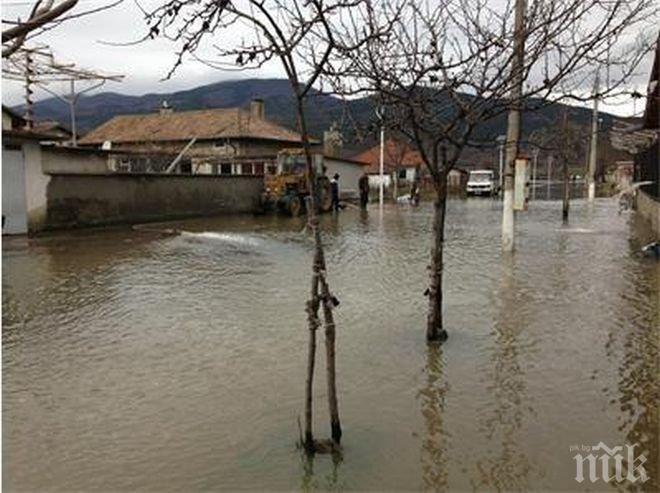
[571,442,648,484]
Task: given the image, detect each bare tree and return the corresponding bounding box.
[143,0,388,453]
[2,0,123,58]
[325,0,657,342]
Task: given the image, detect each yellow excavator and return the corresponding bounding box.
[261,149,333,216]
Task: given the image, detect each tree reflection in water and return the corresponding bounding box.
[473,258,536,491]
[299,450,344,492]
[610,255,659,492]
[419,344,450,491]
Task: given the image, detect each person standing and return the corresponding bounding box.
[331,173,340,212]
[358,172,370,208]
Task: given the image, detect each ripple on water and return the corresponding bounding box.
[2,199,658,491]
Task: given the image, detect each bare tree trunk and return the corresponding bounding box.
[303,254,320,453]
[295,93,342,450]
[562,157,570,223]
[426,170,449,342]
[318,251,342,443]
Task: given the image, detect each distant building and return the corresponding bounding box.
[312,124,370,197]
[351,139,423,188]
[79,99,309,175]
[351,138,468,194]
[33,120,72,143]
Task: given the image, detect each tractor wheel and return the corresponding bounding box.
[288,195,303,217]
[317,177,333,213]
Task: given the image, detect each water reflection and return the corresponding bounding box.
[419,344,450,491]
[473,259,535,491]
[611,247,659,492]
[300,452,345,492]
[3,200,657,491]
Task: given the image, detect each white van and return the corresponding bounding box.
[466,170,495,196]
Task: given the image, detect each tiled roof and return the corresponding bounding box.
[79,107,305,145]
[351,139,424,174]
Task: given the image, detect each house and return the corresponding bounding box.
[313,125,370,197]
[351,139,423,189]
[33,120,72,143]
[2,106,70,234]
[351,138,469,194]
[636,33,659,236]
[637,34,659,197]
[79,99,309,174]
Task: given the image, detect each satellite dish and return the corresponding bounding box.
[102,140,112,150]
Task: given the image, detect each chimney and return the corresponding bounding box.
[159,100,173,115]
[323,122,343,157]
[250,98,265,120]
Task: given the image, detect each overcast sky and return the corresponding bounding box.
[1,0,656,118]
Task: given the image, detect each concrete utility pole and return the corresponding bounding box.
[497,134,506,194]
[587,70,599,202]
[23,49,34,129]
[379,115,385,207]
[501,0,526,252]
[532,147,539,200]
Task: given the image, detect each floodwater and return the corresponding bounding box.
[2,194,658,491]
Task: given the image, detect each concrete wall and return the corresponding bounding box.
[44,174,263,230]
[637,186,660,239]
[42,147,109,174]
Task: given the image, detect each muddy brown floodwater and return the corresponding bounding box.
[2,196,658,491]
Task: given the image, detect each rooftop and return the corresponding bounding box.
[79,106,306,145]
[351,139,424,174]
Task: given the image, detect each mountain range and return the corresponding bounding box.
[15,77,622,153]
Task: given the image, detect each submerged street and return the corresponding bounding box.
[2,196,658,491]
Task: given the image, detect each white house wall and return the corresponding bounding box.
[2,146,28,234]
[323,158,364,196]
[24,143,50,234]
[368,174,392,188]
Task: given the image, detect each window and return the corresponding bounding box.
[180,160,192,174]
[266,164,278,175]
[398,168,407,180]
[220,163,232,175]
[253,163,264,175]
[242,163,253,175]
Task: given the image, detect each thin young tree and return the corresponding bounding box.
[325,0,656,342]
[143,0,388,453]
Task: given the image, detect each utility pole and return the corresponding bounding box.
[379,113,385,207]
[23,49,34,130]
[547,155,552,198]
[4,45,123,145]
[501,0,525,252]
[497,134,506,194]
[69,80,77,146]
[532,147,539,200]
[587,70,599,202]
[561,108,570,222]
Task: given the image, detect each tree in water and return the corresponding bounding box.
[143,0,389,453]
[325,0,656,342]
